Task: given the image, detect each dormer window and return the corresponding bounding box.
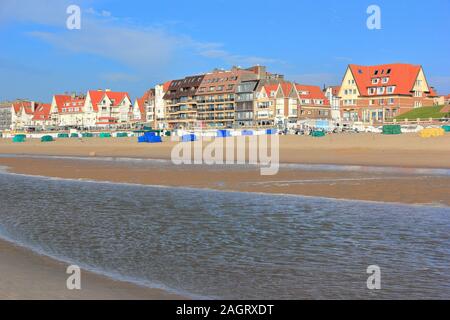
[377,87,385,94]
[382,77,389,84]
[387,86,395,94]
[374,70,379,75]
[372,78,380,84]
[387,69,391,74]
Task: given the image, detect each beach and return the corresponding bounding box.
[0,134,449,168]
[0,238,184,300]
[0,133,449,299]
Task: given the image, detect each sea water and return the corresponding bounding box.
[0,171,449,299]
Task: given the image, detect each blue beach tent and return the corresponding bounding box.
[266,129,277,135]
[241,130,254,136]
[182,134,197,142]
[217,130,231,138]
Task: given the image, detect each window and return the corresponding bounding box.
[372,78,379,84]
[387,86,395,94]
[209,86,215,92]
[388,98,395,105]
[382,77,389,84]
[374,70,379,75]
[387,69,391,74]
[377,87,385,94]
[368,88,376,95]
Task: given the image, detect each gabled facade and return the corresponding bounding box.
[338,63,435,122]
[31,103,52,128]
[11,100,36,129]
[254,84,277,126]
[50,94,85,128]
[296,84,331,120]
[154,81,172,129]
[133,89,156,125]
[85,90,132,128]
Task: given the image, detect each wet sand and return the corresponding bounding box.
[0,238,185,300]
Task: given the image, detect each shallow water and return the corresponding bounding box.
[0,171,449,299]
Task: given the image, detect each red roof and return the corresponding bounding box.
[295,84,330,106]
[32,103,51,121]
[12,101,34,115]
[88,90,130,111]
[53,95,85,113]
[280,82,293,96]
[348,63,424,96]
[162,81,172,92]
[263,84,279,97]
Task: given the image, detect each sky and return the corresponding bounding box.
[0,0,449,102]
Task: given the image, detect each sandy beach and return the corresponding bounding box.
[0,238,184,300]
[0,133,449,299]
[0,133,449,168]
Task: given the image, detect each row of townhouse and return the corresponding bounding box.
[163,65,332,130]
[2,63,447,131]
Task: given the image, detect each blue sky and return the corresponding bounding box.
[0,0,449,102]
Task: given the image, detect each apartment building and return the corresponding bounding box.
[164,75,205,129]
[196,67,257,129]
[0,102,12,131]
[235,79,259,127]
[296,84,331,120]
[339,63,435,122]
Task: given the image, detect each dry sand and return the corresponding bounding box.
[0,133,449,168]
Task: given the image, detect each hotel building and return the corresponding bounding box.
[338,63,435,122]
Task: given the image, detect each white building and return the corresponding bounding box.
[324,86,341,121]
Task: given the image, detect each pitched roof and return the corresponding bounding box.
[32,103,51,121]
[295,84,330,105]
[263,84,280,96]
[162,81,172,92]
[12,101,34,115]
[280,82,293,96]
[53,95,85,113]
[88,90,130,111]
[348,63,424,96]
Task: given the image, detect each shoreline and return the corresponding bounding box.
[0,156,449,206]
[0,236,187,300]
